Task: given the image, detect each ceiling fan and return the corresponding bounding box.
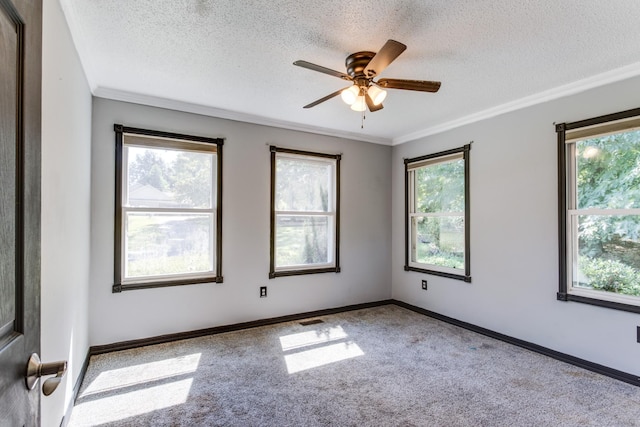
[293,40,441,113]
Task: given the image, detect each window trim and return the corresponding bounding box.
[269,145,341,279]
[113,124,224,292]
[556,107,640,313]
[404,144,471,282]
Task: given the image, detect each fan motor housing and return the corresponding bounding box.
[345,51,375,78]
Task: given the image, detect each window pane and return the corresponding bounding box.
[414,159,464,213]
[574,214,640,297]
[276,157,332,212]
[576,130,640,210]
[275,215,330,268]
[126,146,214,209]
[411,216,464,269]
[125,213,213,278]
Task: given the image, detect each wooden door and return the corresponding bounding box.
[0,0,42,425]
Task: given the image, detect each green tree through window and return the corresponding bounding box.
[574,130,640,297]
[558,108,640,312]
[405,145,471,282]
[269,147,340,279]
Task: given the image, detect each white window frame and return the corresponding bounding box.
[113,125,223,292]
[404,145,471,282]
[558,109,640,312]
[270,146,340,278]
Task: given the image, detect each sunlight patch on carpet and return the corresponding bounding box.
[280,326,365,373]
[82,353,201,395]
[284,341,364,374]
[71,378,194,424]
[279,326,349,351]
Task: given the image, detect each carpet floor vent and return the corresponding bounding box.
[299,319,324,326]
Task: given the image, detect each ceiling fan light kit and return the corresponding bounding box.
[367,85,387,106]
[294,39,441,117]
[341,85,360,105]
[350,95,367,112]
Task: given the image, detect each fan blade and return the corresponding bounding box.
[365,93,384,112]
[363,40,407,77]
[377,78,441,92]
[293,60,352,80]
[303,87,350,109]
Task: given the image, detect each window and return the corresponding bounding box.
[113,125,223,292]
[405,145,471,282]
[270,146,340,278]
[557,107,640,313]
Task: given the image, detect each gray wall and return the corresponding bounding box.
[391,74,640,376]
[42,5,640,424]
[89,98,392,346]
[41,1,92,425]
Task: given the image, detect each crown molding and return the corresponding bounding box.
[92,87,392,146]
[393,61,640,145]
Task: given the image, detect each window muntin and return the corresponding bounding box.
[270,147,340,278]
[114,125,223,292]
[405,146,471,282]
[560,112,640,311]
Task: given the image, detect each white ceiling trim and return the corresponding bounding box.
[393,61,640,146]
[93,87,393,146]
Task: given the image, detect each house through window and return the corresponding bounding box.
[113,125,223,292]
[557,107,640,313]
[270,146,340,278]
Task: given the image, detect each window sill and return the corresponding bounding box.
[557,292,640,314]
[269,266,340,279]
[404,265,471,283]
[113,275,223,293]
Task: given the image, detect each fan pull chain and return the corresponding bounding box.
[361,109,365,129]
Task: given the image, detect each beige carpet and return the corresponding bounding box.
[68,305,640,426]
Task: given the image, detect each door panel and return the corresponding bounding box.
[0,1,17,345]
[0,0,42,425]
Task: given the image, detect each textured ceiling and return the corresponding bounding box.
[61,0,640,145]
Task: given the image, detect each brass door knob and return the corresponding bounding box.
[25,353,67,396]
